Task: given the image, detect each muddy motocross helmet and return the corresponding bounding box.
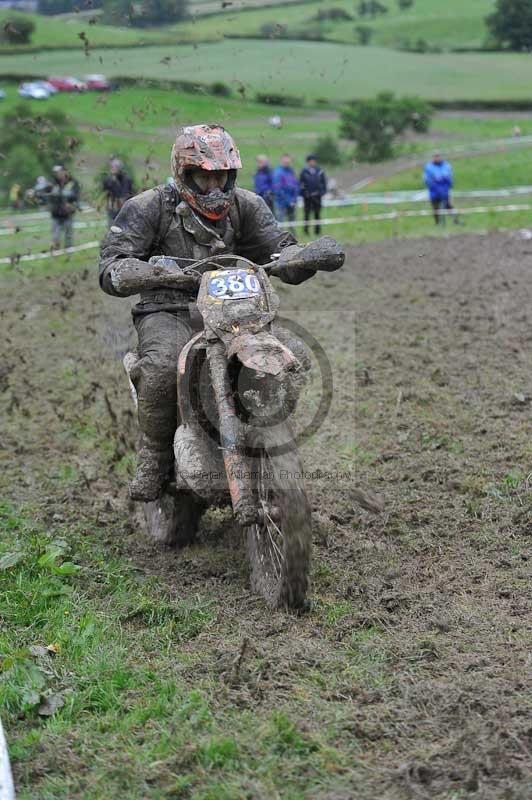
[171,124,242,221]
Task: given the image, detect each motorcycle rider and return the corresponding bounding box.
[99,124,344,502]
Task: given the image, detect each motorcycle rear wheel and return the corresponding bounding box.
[246,424,311,610]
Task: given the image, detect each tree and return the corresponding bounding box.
[104,0,187,26]
[355,24,373,45]
[397,0,414,9]
[358,0,387,17]
[313,135,343,166]
[2,145,43,196]
[0,15,35,44]
[487,0,532,50]
[315,7,353,21]
[340,92,433,162]
[0,105,81,195]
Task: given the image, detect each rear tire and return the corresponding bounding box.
[246,424,311,609]
[142,489,204,548]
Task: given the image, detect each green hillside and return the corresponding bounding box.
[0,10,179,50]
[0,40,530,103]
[170,0,495,51]
[0,0,496,52]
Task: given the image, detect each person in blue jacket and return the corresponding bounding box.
[272,154,299,223]
[253,155,274,212]
[424,153,457,225]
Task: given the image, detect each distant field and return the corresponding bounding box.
[187,0,308,16]
[170,0,495,50]
[0,10,181,50]
[0,40,531,103]
[3,85,532,197]
[0,0,496,51]
[0,85,337,188]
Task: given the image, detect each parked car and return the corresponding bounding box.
[18,82,50,100]
[48,76,87,92]
[84,74,110,91]
[33,80,58,95]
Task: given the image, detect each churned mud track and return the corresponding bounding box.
[1,232,532,798]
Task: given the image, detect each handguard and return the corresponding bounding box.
[269,236,345,278]
[108,255,199,296]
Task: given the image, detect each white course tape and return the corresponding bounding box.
[0,718,15,800]
[332,184,532,207]
[0,205,95,223]
[0,204,531,264]
[0,240,100,265]
[280,203,532,228]
[0,219,104,237]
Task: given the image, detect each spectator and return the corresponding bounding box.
[253,155,275,212]
[299,154,327,235]
[103,158,134,225]
[272,154,299,224]
[26,176,51,208]
[48,165,80,250]
[34,176,51,204]
[423,152,458,225]
[9,183,23,211]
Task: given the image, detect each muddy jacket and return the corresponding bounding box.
[99,184,313,315]
[48,176,80,219]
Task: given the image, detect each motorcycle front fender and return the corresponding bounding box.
[227,331,299,378]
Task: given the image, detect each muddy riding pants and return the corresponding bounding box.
[131,311,193,448]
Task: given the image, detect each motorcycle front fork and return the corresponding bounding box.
[206,340,257,526]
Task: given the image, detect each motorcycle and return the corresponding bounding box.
[124,237,344,609]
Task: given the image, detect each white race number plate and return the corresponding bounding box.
[208,269,262,299]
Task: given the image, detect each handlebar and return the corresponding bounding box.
[149,236,344,286]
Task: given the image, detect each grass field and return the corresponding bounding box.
[0,10,181,49]
[368,145,532,193]
[0,0,496,52]
[3,86,532,239]
[0,40,530,103]
[0,85,338,189]
[3,228,532,798]
[168,0,495,50]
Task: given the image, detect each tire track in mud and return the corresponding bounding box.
[1,234,532,798]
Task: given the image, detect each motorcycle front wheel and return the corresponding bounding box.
[245,424,311,610]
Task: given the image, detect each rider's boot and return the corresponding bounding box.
[129,434,173,502]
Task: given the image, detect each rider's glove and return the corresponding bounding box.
[148,255,199,289]
[269,237,344,284]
